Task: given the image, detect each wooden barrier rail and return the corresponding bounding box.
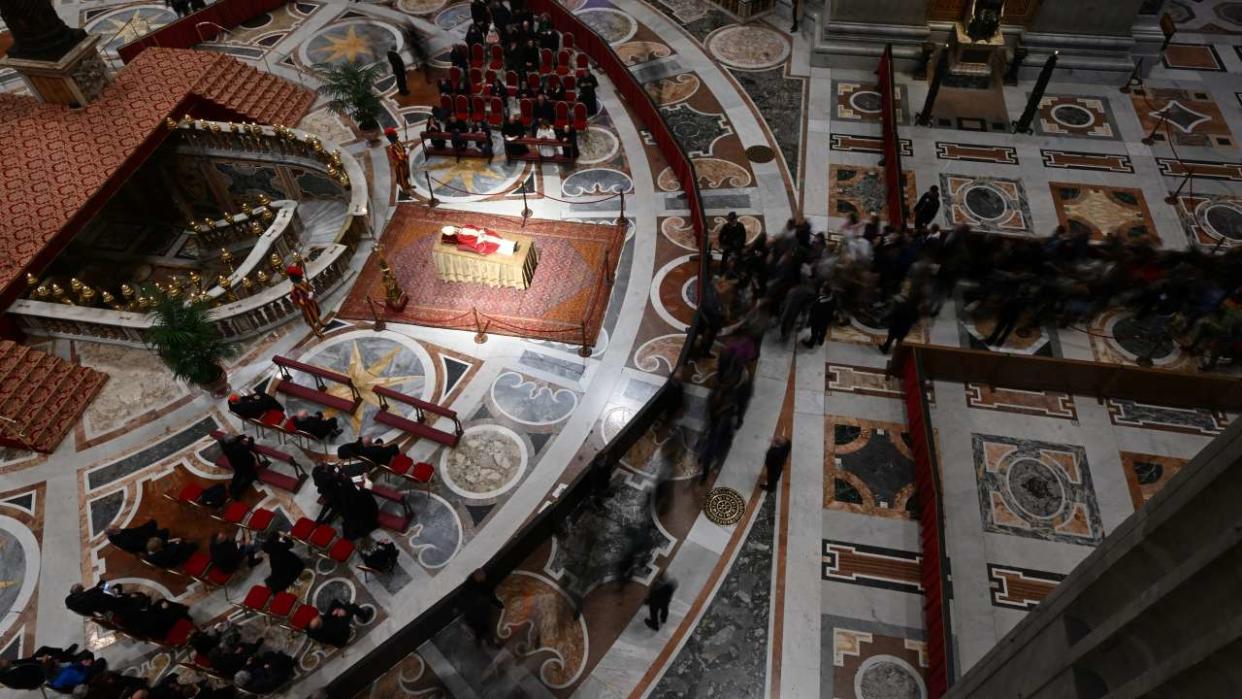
[890,344,1242,410]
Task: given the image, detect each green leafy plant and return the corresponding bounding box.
[145,294,236,386]
[314,60,386,131]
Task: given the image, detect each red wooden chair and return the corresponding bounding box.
[410,461,436,500]
[289,516,316,545]
[267,591,298,625]
[484,69,497,86]
[242,507,276,533]
[308,524,336,552]
[468,67,483,88]
[539,48,553,74]
[556,49,572,76]
[489,43,504,70]
[237,584,271,617]
[489,96,505,126]
[572,102,588,130]
[554,101,570,129]
[471,95,486,121]
[160,618,195,650]
[563,33,575,51]
[575,53,588,74]
[519,98,533,127]
[214,500,251,526]
[439,94,453,115]
[526,72,540,91]
[563,75,576,92]
[454,94,470,122]
[469,42,485,68]
[565,90,577,103]
[505,70,518,93]
[286,603,319,632]
[324,538,356,566]
[449,66,463,84]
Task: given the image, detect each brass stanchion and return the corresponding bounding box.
[617,191,626,228]
[425,171,440,207]
[473,308,488,344]
[366,297,386,331]
[521,185,532,223]
[578,321,592,357]
[1142,109,1170,146]
[1165,168,1194,205]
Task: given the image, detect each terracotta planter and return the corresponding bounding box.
[199,366,230,398]
[359,121,382,144]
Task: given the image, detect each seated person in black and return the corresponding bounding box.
[290,410,342,440]
[209,530,262,574]
[362,539,399,572]
[261,534,305,593]
[538,26,558,51]
[341,486,380,541]
[437,77,454,95]
[139,598,192,639]
[474,120,495,158]
[106,518,167,554]
[305,600,374,647]
[221,435,262,498]
[561,125,579,160]
[451,129,467,156]
[235,651,295,694]
[145,536,198,569]
[227,391,281,420]
[465,21,485,47]
[0,657,48,690]
[65,581,121,617]
[206,627,260,678]
[502,116,527,157]
[425,115,446,149]
[341,437,399,467]
[489,74,508,99]
[450,43,468,70]
[148,671,195,699]
[578,69,599,116]
[533,94,555,124]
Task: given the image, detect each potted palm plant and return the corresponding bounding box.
[145,294,236,397]
[315,59,387,143]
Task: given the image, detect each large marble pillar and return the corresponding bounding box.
[1020,0,1150,81]
[0,0,110,106]
[813,0,930,69]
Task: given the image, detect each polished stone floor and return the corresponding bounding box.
[2,0,1241,697]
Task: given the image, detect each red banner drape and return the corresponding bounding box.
[877,45,906,231]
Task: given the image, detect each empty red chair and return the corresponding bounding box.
[244,507,275,533]
[519,98,533,126]
[240,585,271,614]
[410,461,436,498]
[484,69,497,85]
[572,102,588,130]
[449,66,462,84]
[267,591,298,622]
[563,75,576,92]
[308,524,336,550]
[563,33,575,51]
[469,67,482,87]
[575,53,588,74]
[526,72,540,91]
[289,516,316,544]
[554,101,570,129]
[216,500,250,525]
[556,49,571,76]
[470,42,485,68]
[489,96,504,126]
[454,94,469,122]
[259,409,284,429]
[471,95,486,121]
[439,94,453,116]
[505,70,518,92]
[180,551,212,579]
[162,618,195,648]
[489,43,504,70]
[172,483,204,505]
[539,48,553,73]
[287,603,319,632]
[326,538,355,564]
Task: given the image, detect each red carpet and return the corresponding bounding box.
[339,206,623,345]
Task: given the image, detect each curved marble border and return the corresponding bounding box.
[0,515,39,644]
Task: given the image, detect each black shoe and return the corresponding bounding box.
[357,607,375,624]
[644,619,659,631]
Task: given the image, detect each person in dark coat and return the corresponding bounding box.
[879,296,920,354]
[0,657,48,690]
[913,185,941,230]
[644,573,678,631]
[341,487,379,541]
[577,70,599,116]
[145,537,198,570]
[262,534,305,593]
[291,410,341,440]
[107,519,167,554]
[803,285,837,348]
[235,651,295,694]
[450,43,469,71]
[387,50,408,96]
[138,598,192,639]
[362,539,398,572]
[502,115,527,158]
[221,434,260,498]
[465,21,485,47]
[764,437,791,492]
[305,600,373,647]
[209,531,262,574]
[461,569,504,646]
[470,0,490,25]
[533,94,555,124]
[717,211,747,268]
[227,391,281,420]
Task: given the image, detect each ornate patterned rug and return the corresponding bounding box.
[339,206,623,345]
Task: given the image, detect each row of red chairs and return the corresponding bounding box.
[288,516,356,565]
[164,482,277,533]
[448,67,585,97]
[241,407,324,451]
[463,42,584,75]
[236,584,320,635]
[93,610,196,651]
[439,94,587,130]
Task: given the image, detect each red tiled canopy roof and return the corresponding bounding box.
[0,47,314,306]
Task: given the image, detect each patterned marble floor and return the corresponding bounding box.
[4,0,1242,697]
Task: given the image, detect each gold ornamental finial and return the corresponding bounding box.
[249,221,264,236]
[120,283,135,300]
[69,277,83,293]
[256,270,269,285]
[33,285,50,300]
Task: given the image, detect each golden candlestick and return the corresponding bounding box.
[51,283,72,305]
[249,220,264,236]
[101,290,118,309]
[269,252,283,275]
[256,270,270,285]
[256,193,271,206]
[373,244,409,311]
[189,271,202,290]
[25,273,38,288]
[220,248,235,273]
[240,201,253,216]
[69,277,83,293]
[79,286,97,305]
[33,285,50,301]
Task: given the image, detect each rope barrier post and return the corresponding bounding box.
[521,185,532,222]
[617,191,626,228]
[366,296,386,332]
[578,320,592,357]
[1142,109,1169,146]
[473,308,488,344]
[1165,168,1194,205]
[425,171,440,207]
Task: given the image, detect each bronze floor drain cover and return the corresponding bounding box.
[746,145,774,163]
[705,487,746,525]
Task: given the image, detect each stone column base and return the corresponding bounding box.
[0,34,111,107]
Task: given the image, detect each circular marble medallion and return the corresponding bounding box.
[854,655,927,699]
[1006,458,1067,519]
[86,6,178,51]
[850,90,883,114]
[705,487,745,525]
[746,145,775,163]
[1111,313,1176,361]
[704,25,790,70]
[302,20,402,67]
[435,3,474,30]
[576,126,620,165]
[1203,202,1242,241]
[963,185,1007,221]
[0,516,39,642]
[577,8,637,45]
[397,0,447,15]
[440,424,529,500]
[410,140,527,201]
[1050,103,1094,128]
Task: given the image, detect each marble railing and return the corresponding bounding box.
[9,243,351,347]
[198,200,302,303]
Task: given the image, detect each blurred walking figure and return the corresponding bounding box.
[644,573,678,631]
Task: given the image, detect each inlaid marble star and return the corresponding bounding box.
[325,341,422,432]
[422,157,506,192]
[97,11,163,46]
[317,27,376,64]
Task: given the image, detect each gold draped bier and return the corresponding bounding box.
[431,233,539,290]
